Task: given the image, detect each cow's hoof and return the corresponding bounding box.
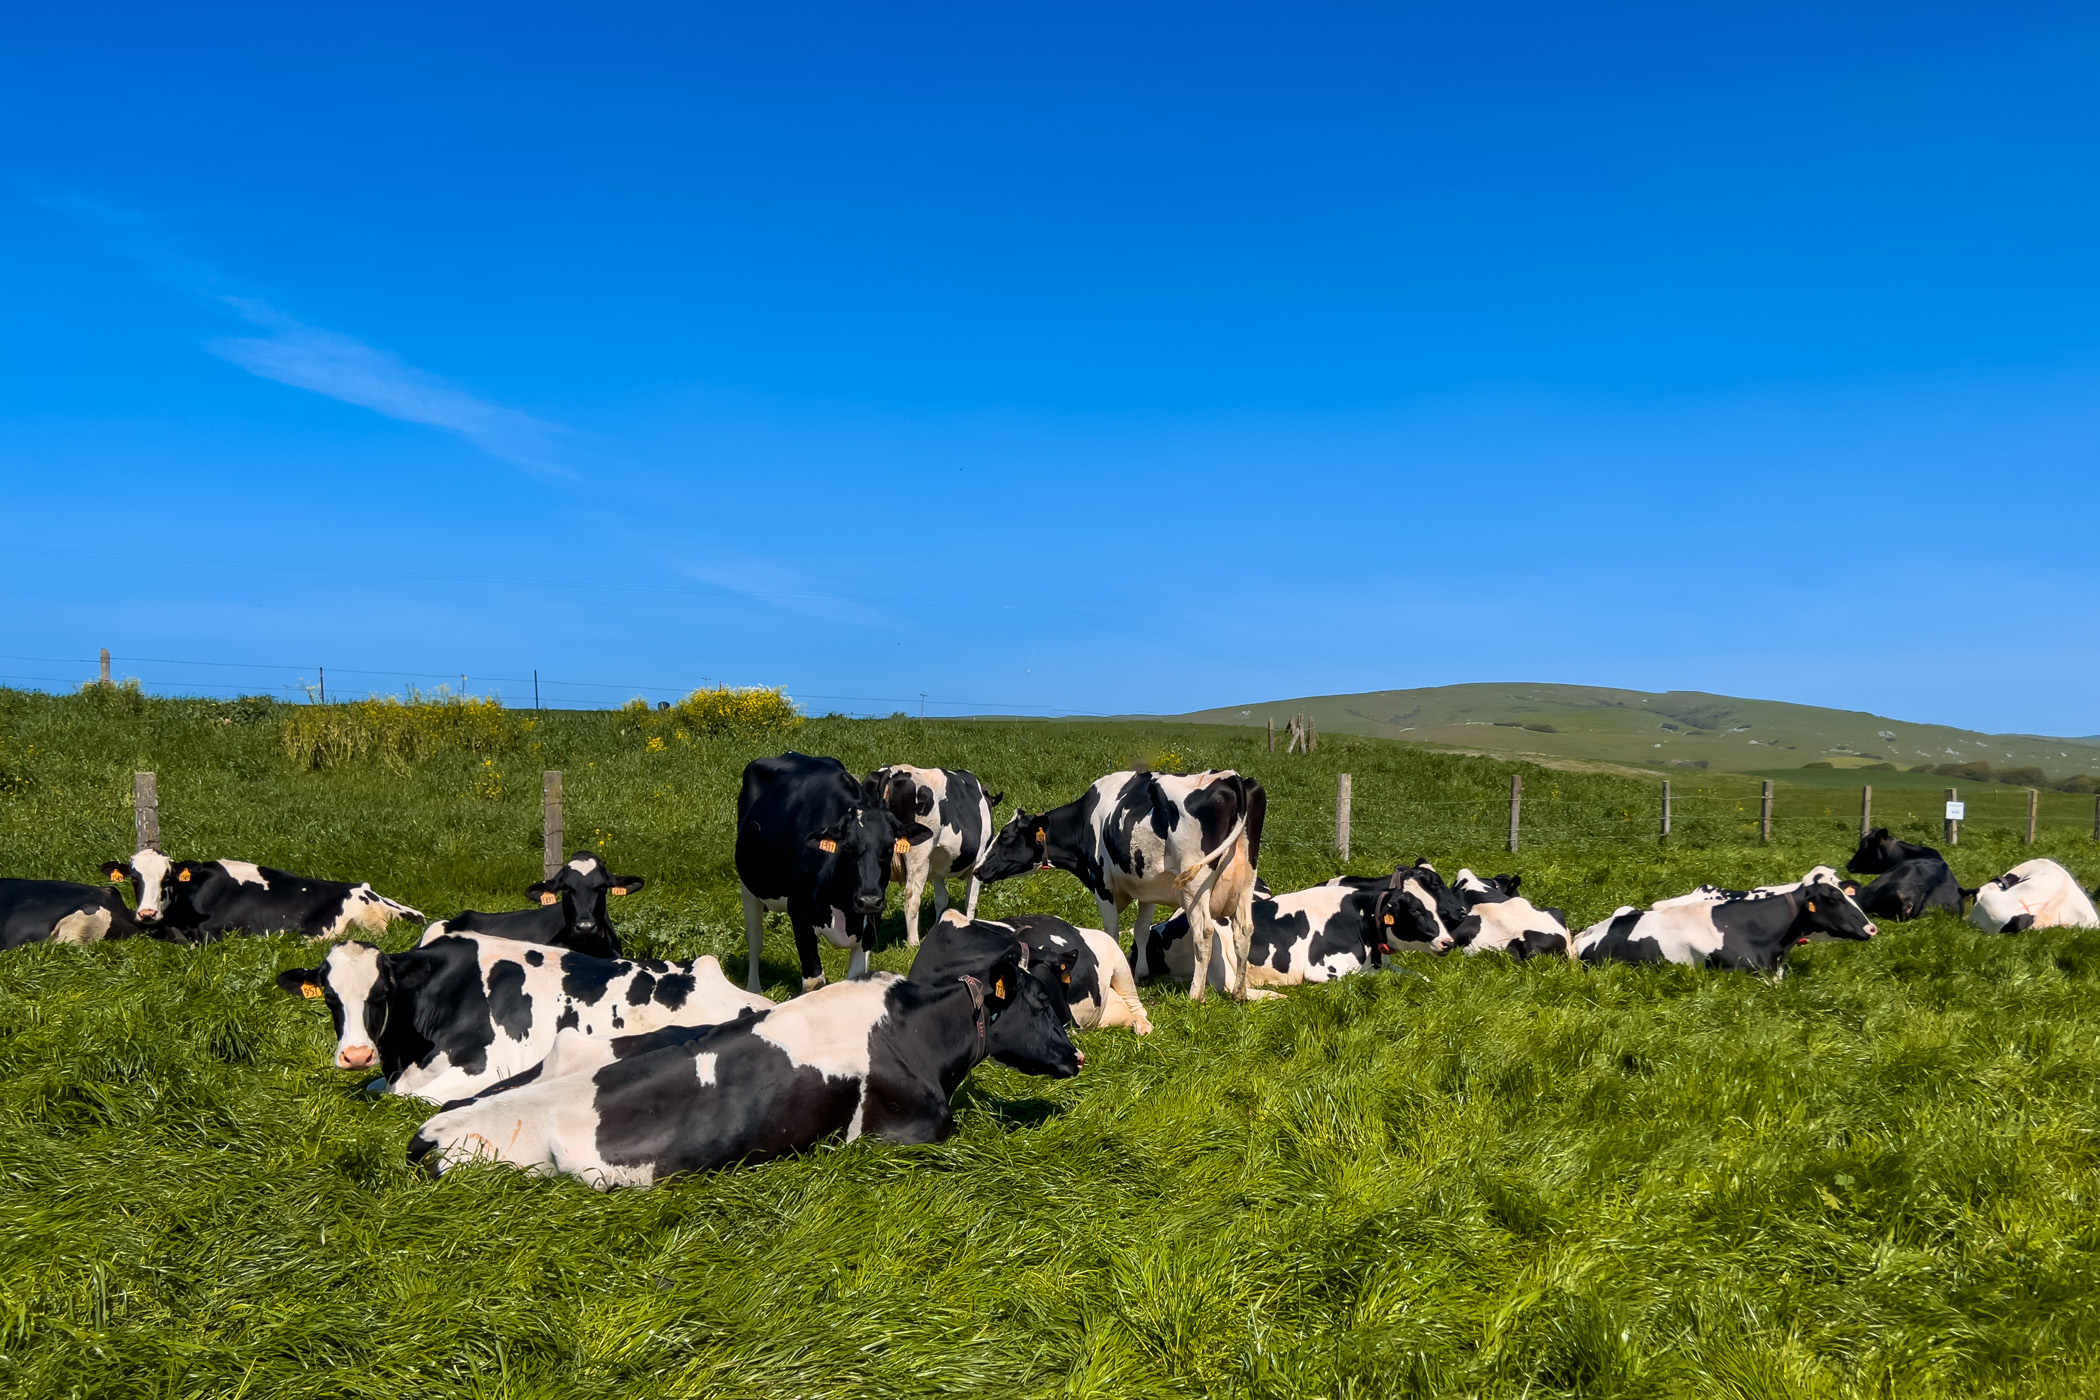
[1132,1020,1154,1036]
[801,975,828,993]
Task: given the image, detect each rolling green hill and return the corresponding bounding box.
[1169,681,2100,780]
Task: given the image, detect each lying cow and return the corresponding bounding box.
[864,765,999,947]
[439,852,643,959]
[994,914,1153,1034]
[977,770,1264,1002]
[1968,859,2100,933]
[1844,828,1962,921]
[1328,861,1473,930]
[736,753,929,993]
[1449,898,1571,959]
[0,878,153,950]
[102,848,423,943]
[407,965,1080,1187]
[1575,874,1878,975]
[276,933,772,1103]
[906,913,1085,1052]
[1140,868,1452,993]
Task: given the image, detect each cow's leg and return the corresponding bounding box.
[930,872,950,924]
[741,886,768,993]
[791,910,827,994]
[901,850,931,949]
[1133,901,1157,948]
[1185,898,1216,1002]
[1098,896,1123,941]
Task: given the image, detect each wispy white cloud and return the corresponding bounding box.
[205,298,565,473]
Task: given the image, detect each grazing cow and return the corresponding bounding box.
[1843,828,1962,921]
[101,848,422,943]
[440,852,643,959]
[1140,869,1453,993]
[275,934,772,1103]
[0,879,153,950]
[995,913,1153,1034]
[1575,881,1878,975]
[1449,897,1572,960]
[1968,859,2100,933]
[407,965,1081,1186]
[736,753,932,993]
[976,770,1264,1002]
[864,765,1000,947]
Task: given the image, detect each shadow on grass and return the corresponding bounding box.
[953,1081,1068,1130]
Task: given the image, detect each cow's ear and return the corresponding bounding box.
[175,865,193,883]
[985,791,1005,809]
[526,881,561,906]
[100,860,128,882]
[860,774,885,805]
[985,955,1024,1012]
[275,967,324,999]
[808,826,842,854]
[609,874,645,896]
[1048,946,1080,985]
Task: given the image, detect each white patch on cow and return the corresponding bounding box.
[754,973,891,1080]
[694,1052,718,1087]
[219,860,267,887]
[1069,927,1152,1034]
[1049,934,1069,947]
[51,907,114,944]
[566,855,602,876]
[322,942,388,1067]
[1458,897,1570,958]
[129,847,174,917]
[1970,859,2100,932]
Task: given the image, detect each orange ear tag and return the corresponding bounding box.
[177,869,191,882]
[1061,969,1071,984]
[539,892,560,906]
[1034,828,1045,843]
[109,870,125,883]
[819,839,838,854]
[301,982,325,999]
[994,977,1007,999]
[1806,900,1816,912]
[1383,915,1394,925]
[610,886,627,896]
[894,839,911,854]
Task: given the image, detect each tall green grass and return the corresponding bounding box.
[1,686,2097,1397]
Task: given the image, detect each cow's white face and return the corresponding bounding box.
[321,943,389,1069]
[129,847,175,921]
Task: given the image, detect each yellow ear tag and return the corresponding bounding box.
[819,839,838,854]
[109,870,125,883]
[539,892,560,906]
[994,977,1006,999]
[1034,828,1045,843]
[177,869,191,882]
[895,839,911,854]
[1806,900,1816,912]
[610,886,627,896]
[1061,969,1071,984]
[300,982,325,1000]
[1383,914,1394,925]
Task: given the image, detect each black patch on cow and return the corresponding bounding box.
[626,970,658,1005]
[561,952,620,1005]
[1580,910,1666,965]
[557,1004,580,1032]
[652,972,695,1009]
[525,949,545,966]
[487,960,533,1041]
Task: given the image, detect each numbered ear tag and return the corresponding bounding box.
[109,870,125,883]
[894,839,911,854]
[177,869,192,882]
[819,839,838,854]
[539,892,560,906]
[994,977,1007,999]
[1034,828,1045,843]
[301,982,325,1000]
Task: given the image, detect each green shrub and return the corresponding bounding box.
[619,685,804,742]
[278,691,530,772]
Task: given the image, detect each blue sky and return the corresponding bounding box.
[4,3,2097,732]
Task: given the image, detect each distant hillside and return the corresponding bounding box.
[1164,683,2100,780]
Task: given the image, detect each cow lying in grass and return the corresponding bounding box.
[1447,869,1571,959]
[1139,866,1453,993]
[276,934,772,1103]
[0,878,155,949]
[103,848,422,942]
[1575,870,1877,975]
[407,964,1081,1187]
[1844,828,1963,922]
[438,852,643,959]
[1968,859,2100,933]
[994,914,1153,1034]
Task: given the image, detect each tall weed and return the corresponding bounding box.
[278,691,530,772]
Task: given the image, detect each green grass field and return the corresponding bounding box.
[3,685,2100,1397]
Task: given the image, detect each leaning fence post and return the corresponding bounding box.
[132,772,160,852]
[2026,787,2039,845]
[543,770,564,879]
[1660,779,1671,839]
[1945,787,1960,847]
[1508,774,1522,853]
[99,649,111,686]
[1759,780,1774,843]
[1861,784,1873,839]
[1267,717,1274,753]
[1336,772,1352,863]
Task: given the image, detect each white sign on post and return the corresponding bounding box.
[1945,801,1966,821]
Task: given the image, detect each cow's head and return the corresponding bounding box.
[861,769,938,877]
[1373,870,1455,956]
[810,806,930,925]
[1792,884,1878,943]
[975,810,1049,884]
[1846,828,1912,875]
[1405,860,1471,929]
[973,954,1083,1078]
[1024,939,1084,1027]
[526,853,645,948]
[276,941,392,1070]
[99,847,190,924]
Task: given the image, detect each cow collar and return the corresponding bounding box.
[959,974,988,1051]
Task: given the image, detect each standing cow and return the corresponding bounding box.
[975,769,1265,1002]
[736,753,930,993]
[101,849,423,942]
[863,765,999,947]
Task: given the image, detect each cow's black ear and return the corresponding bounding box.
[985,955,1024,1011]
[860,774,885,804]
[100,860,129,883]
[609,874,645,895]
[808,826,842,853]
[526,881,561,906]
[985,791,1006,808]
[275,967,322,998]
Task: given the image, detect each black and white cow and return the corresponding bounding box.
[439,852,643,960]
[863,765,999,947]
[101,848,423,943]
[0,879,153,950]
[1446,868,1571,957]
[1327,861,1473,931]
[976,770,1264,1002]
[1968,859,2100,933]
[275,933,772,1102]
[1453,870,1523,904]
[1140,869,1453,993]
[736,753,932,994]
[407,965,1081,1186]
[1844,828,1963,922]
[1574,879,1878,975]
[992,913,1153,1034]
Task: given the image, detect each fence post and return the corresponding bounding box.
[1861,784,1873,839]
[132,772,160,852]
[1759,780,1773,843]
[543,770,565,879]
[2026,787,2039,845]
[1336,772,1352,863]
[1945,787,1959,847]
[1508,774,1522,853]
[2093,795,2098,842]
[99,649,111,686]
[534,669,541,711]
[1267,717,1274,754]
[1660,779,1671,838]
[318,666,326,704]
[1308,715,1318,752]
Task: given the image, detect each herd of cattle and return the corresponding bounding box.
[4,754,2097,1188]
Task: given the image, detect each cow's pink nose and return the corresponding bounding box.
[1075,1049,1086,1067]
[338,1045,376,1070]
[1865,924,1878,938]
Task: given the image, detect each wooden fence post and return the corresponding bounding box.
[1507,774,1522,853]
[1267,717,1274,754]
[2093,795,2098,843]
[318,666,326,704]
[543,770,565,879]
[99,649,111,686]
[132,772,160,852]
[2026,787,2039,845]
[1308,715,1317,752]
[1759,780,1773,843]
[1335,772,1352,862]
[1660,779,1671,838]
[1944,787,1959,847]
[1860,785,1873,839]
